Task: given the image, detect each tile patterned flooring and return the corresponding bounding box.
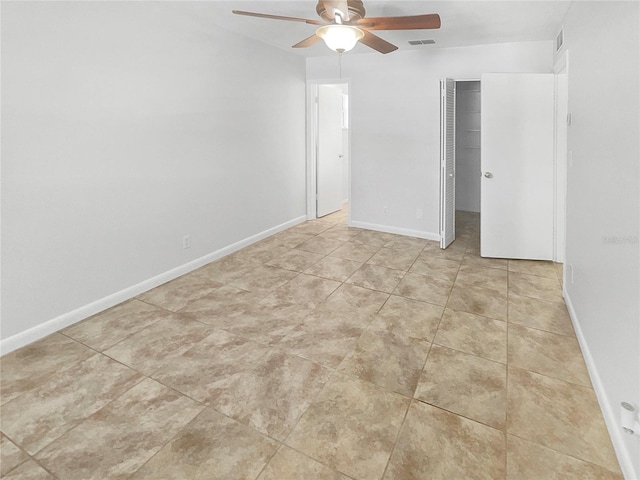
[0,209,623,479]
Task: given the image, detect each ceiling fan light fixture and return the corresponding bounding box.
[316,25,364,53]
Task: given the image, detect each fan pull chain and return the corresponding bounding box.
[338,52,342,79]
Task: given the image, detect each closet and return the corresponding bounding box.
[455,81,481,213]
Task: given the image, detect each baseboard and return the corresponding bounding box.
[563,287,638,480]
[0,215,307,356]
[349,220,440,241]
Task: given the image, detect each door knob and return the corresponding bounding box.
[484,172,493,178]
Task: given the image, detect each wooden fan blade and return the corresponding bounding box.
[322,0,350,21]
[359,30,398,54]
[355,13,441,30]
[293,34,322,48]
[232,10,324,26]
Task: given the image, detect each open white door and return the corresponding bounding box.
[440,78,456,248]
[317,85,343,218]
[481,73,555,259]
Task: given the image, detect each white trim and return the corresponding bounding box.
[350,220,440,241]
[0,215,306,356]
[563,286,637,480]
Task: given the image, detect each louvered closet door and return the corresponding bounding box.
[440,78,456,248]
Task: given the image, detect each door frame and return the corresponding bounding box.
[306,78,352,222]
[440,73,568,261]
[439,77,480,249]
[553,51,569,263]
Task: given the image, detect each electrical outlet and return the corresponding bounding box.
[567,263,574,284]
[416,208,423,219]
[383,206,388,214]
[182,235,191,249]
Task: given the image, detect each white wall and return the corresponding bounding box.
[307,41,553,238]
[1,2,307,345]
[561,2,640,478]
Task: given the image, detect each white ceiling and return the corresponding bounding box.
[169,1,573,57]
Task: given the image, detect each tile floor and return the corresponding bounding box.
[0,209,624,479]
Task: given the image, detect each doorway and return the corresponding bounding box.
[440,78,482,249]
[306,80,350,221]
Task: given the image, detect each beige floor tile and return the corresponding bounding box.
[508,324,591,387]
[177,285,264,327]
[509,272,563,303]
[393,272,453,306]
[104,315,211,376]
[346,263,405,293]
[129,408,278,480]
[409,255,461,281]
[351,230,397,247]
[461,253,509,270]
[2,460,56,480]
[0,334,94,406]
[219,299,311,346]
[329,242,379,262]
[338,329,431,396]
[35,378,204,480]
[295,236,345,255]
[276,310,365,369]
[290,221,333,235]
[62,299,171,351]
[383,236,428,251]
[422,240,466,261]
[383,401,505,480]
[455,264,508,295]
[508,259,558,278]
[263,274,341,308]
[265,249,325,272]
[229,264,298,294]
[446,284,508,320]
[507,435,623,480]
[269,230,314,248]
[152,330,271,404]
[322,283,390,321]
[370,295,444,344]
[193,254,257,284]
[258,445,351,480]
[555,262,564,282]
[137,274,223,312]
[507,367,619,472]
[1,434,29,477]
[367,247,420,271]
[1,354,141,455]
[207,349,331,440]
[286,372,410,480]
[318,224,361,242]
[415,345,507,429]
[304,256,363,282]
[240,243,291,265]
[434,308,507,363]
[508,293,575,336]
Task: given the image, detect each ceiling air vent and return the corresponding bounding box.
[408,39,435,46]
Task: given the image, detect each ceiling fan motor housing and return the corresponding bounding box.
[316,0,366,22]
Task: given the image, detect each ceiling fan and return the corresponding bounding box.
[232,0,441,54]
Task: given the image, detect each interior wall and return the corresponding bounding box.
[561,2,640,478]
[455,81,481,213]
[307,40,553,237]
[1,2,307,343]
